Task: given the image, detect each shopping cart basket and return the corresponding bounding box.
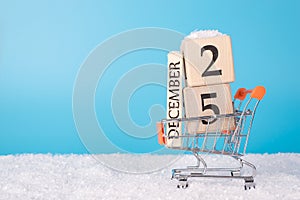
[157,86,266,189]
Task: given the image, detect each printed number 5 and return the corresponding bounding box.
[201,93,220,125]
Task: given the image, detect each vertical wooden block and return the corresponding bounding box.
[166,51,184,147]
[181,35,235,87]
[183,84,235,133]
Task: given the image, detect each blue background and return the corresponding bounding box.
[0,0,299,154]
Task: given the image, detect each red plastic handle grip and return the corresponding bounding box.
[251,86,266,100]
[234,88,252,101]
[156,122,166,145]
[234,86,266,101]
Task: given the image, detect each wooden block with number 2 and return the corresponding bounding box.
[183,84,235,134]
[181,35,235,87]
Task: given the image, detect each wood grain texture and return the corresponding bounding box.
[181,35,235,87]
[183,84,235,134]
[166,51,183,147]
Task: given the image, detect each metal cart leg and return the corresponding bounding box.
[177,178,189,189]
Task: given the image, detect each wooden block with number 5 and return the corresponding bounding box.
[183,84,235,134]
[181,35,235,87]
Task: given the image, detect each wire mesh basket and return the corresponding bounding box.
[157,86,266,189]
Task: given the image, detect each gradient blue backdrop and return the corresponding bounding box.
[0,0,299,154]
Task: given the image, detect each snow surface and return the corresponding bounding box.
[185,30,225,39]
[0,153,300,200]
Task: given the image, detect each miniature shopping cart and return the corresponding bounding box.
[157,86,266,189]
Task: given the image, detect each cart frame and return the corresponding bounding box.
[157,86,266,189]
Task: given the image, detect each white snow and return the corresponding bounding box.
[186,30,225,39]
[0,153,300,200]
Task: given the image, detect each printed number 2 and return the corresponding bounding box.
[201,45,222,77]
[201,93,220,125]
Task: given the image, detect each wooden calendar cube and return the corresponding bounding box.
[183,84,235,133]
[166,51,184,147]
[181,35,235,87]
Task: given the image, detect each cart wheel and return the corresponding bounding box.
[177,179,188,189]
[177,183,188,189]
[183,183,189,189]
[244,186,254,190]
[244,178,256,190]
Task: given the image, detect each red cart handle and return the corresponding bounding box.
[157,122,166,145]
[234,86,266,101]
[234,88,252,100]
[251,86,266,100]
